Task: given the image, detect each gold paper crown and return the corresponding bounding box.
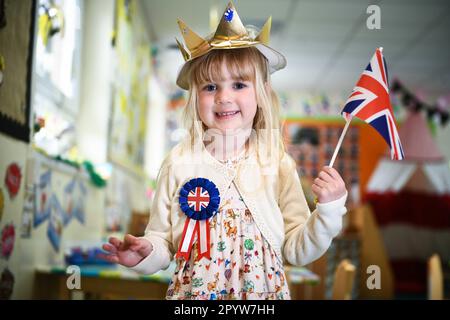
[175,1,286,89]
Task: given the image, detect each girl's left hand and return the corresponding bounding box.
[311,166,347,203]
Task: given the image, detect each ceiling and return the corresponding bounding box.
[141,0,450,101]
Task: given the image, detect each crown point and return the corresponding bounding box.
[175,38,190,61]
[177,18,210,55]
[256,16,272,45]
[214,0,247,40]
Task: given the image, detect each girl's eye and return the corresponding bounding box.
[233,82,247,89]
[203,84,216,92]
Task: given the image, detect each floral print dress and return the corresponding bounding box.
[166,180,291,300]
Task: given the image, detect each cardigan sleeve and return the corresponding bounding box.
[279,154,348,267]
[130,161,175,274]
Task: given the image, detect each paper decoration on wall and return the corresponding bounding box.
[34,169,51,228]
[73,179,86,224]
[38,1,65,47]
[47,194,63,252]
[21,186,34,238]
[1,223,15,259]
[391,79,449,127]
[0,187,4,222]
[62,177,86,226]
[0,267,14,300]
[4,163,22,199]
[62,178,75,226]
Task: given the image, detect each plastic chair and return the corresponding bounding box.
[332,259,356,300]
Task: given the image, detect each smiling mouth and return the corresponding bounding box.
[215,111,240,119]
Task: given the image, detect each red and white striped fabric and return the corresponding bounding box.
[365,112,450,294]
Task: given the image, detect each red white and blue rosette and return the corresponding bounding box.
[176,178,220,261]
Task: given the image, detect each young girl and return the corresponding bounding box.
[102,2,347,300]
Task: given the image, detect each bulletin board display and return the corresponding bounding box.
[283,118,361,207]
[0,0,36,142]
[108,0,151,174]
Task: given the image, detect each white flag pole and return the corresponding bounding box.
[329,116,352,168]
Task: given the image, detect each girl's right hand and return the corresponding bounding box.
[100,234,153,267]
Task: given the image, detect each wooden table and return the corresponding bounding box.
[33,265,172,300]
[285,265,321,299]
[33,264,320,300]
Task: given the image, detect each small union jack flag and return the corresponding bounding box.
[342,48,404,160]
[187,187,210,212]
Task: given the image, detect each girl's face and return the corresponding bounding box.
[197,63,257,134]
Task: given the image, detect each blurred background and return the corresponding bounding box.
[0,0,449,300]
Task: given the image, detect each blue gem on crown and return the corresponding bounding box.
[224,8,234,22]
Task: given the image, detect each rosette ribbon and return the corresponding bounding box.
[176,178,220,261]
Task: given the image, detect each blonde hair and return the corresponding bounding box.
[181,47,285,168]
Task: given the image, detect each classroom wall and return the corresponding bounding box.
[19,151,106,299]
[0,133,106,299]
[0,134,28,299]
[77,0,157,230]
[0,0,160,299]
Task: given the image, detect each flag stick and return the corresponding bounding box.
[329,117,352,168]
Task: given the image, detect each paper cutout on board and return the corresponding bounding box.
[4,163,22,199]
[1,223,15,259]
[62,177,87,226]
[68,179,87,224]
[73,179,86,225]
[21,186,34,238]
[62,178,76,226]
[34,169,51,227]
[47,194,63,252]
[0,267,14,300]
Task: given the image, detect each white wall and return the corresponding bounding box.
[144,75,167,179]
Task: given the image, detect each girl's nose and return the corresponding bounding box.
[215,88,232,105]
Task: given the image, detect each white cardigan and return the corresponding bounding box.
[132,140,347,274]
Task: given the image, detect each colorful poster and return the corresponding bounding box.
[47,194,63,252]
[108,0,150,174]
[34,169,51,227]
[62,178,76,226]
